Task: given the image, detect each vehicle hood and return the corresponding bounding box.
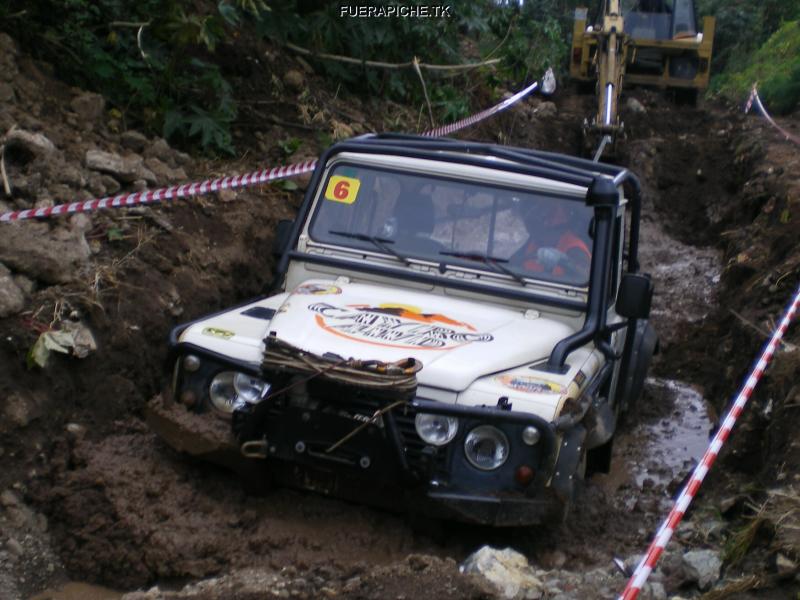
[268,279,575,392]
[180,279,576,392]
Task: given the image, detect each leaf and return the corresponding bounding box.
[107,227,125,241]
[218,1,241,26]
[279,179,299,191]
[27,330,74,369]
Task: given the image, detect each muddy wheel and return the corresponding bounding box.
[559,448,587,523]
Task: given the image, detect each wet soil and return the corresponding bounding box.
[1,30,799,600]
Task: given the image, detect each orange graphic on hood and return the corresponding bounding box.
[349,303,477,331]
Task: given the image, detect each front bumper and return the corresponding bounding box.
[147,393,565,526]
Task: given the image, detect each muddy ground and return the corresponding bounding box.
[0,29,799,600]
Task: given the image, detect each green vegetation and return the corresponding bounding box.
[6,0,794,157]
[713,20,800,114]
[0,1,585,155]
[699,0,800,113]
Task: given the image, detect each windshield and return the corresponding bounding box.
[307,163,593,287]
[621,0,696,40]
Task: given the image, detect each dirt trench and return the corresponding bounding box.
[1,31,798,598]
[15,93,768,600]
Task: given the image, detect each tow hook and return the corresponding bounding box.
[241,438,270,459]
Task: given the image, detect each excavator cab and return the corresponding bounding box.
[571,0,714,95]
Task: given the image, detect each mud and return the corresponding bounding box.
[0,26,798,600]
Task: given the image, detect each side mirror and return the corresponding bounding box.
[616,273,653,319]
[272,220,294,258]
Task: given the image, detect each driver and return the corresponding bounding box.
[511,200,591,281]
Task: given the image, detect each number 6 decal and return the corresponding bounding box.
[324,176,361,204]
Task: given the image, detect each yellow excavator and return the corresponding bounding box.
[570,0,715,157]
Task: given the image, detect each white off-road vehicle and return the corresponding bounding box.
[149,134,657,525]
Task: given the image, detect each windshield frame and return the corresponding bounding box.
[300,158,594,293]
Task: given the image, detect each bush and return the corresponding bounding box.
[715,20,800,114]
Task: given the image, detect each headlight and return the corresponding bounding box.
[209,371,269,414]
[415,413,459,446]
[464,425,509,470]
[233,373,270,403]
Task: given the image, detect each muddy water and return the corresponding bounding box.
[600,377,714,516]
[632,378,713,488]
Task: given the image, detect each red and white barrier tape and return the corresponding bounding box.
[422,80,539,137]
[1,78,544,224]
[0,161,318,223]
[619,282,800,600]
[745,85,800,146]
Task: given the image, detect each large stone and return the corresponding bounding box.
[626,97,647,114]
[0,262,26,317]
[144,157,187,184]
[70,92,106,122]
[85,149,137,181]
[4,128,56,156]
[681,549,722,590]
[121,130,149,153]
[461,546,544,599]
[85,149,155,184]
[0,222,91,284]
[144,138,175,165]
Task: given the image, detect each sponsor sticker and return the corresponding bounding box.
[202,327,235,339]
[294,283,342,295]
[496,374,563,395]
[309,302,493,349]
[324,175,360,204]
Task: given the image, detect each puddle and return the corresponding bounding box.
[631,378,713,489]
[599,377,713,505]
[30,582,123,600]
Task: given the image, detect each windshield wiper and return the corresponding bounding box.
[328,230,411,265]
[439,250,527,285]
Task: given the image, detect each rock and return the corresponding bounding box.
[0,82,14,102]
[58,164,86,188]
[4,128,56,156]
[12,274,35,295]
[681,549,721,590]
[144,157,187,184]
[0,222,91,284]
[70,92,105,122]
[65,423,87,438]
[1,390,43,430]
[6,538,23,557]
[85,149,137,181]
[121,130,149,153]
[642,582,667,600]
[461,546,544,599]
[0,489,21,507]
[0,262,26,317]
[536,101,557,118]
[100,174,121,195]
[626,97,647,114]
[284,69,305,92]
[85,149,155,184]
[144,138,175,164]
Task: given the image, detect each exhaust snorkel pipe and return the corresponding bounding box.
[547,176,619,372]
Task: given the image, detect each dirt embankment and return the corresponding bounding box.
[0,23,799,600]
